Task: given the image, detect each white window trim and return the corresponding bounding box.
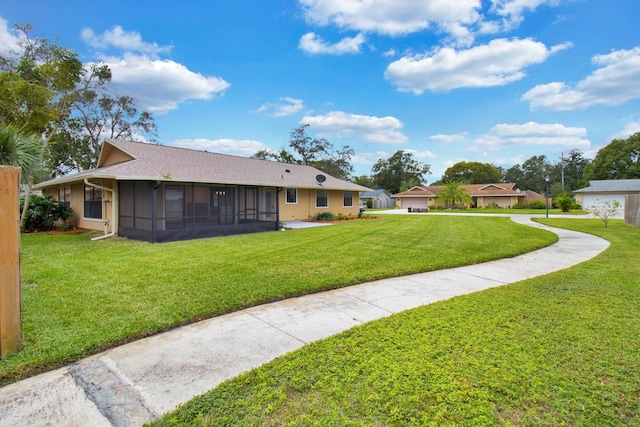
[343,191,353,207]
[316,189,328,208]
[285,188,298,205]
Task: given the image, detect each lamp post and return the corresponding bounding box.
[545,175,550,218]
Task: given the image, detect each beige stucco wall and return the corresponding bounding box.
[280,189,359,220]
[43,179,117,233]
[476,196,520,208]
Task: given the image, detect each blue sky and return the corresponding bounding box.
[2,0,640,180]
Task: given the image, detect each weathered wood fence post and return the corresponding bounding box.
[0,166,22,357]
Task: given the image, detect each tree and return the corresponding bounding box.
[441,161,503,184]
[504,155,552,194]
[352,175,376,189]
[435,181,473,209]
[580,133,640,186]
[371,150,431,194]
[253,124,354,180]
[586,199,621,228]
[559,149,590,192]
[48,94,157,175]
[1,24,111,228]
[1,24,155,224]
[0,125,45,185]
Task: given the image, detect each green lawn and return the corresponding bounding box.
[153,219,640,427]
[1,215,555,385]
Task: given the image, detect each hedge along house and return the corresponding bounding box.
[34,139,371,243]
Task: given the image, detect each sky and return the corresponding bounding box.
[1,0,640,181]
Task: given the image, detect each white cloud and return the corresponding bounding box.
[385,38,571,94]
[352,151,390,168]
[298,0,481,41]
[299,32,366,55]
[79,26,228,114]
[430,132,468,143]
[0,17,19,52]
[100,53,229,114]
[81,26,173,57]
[485,0,560,32]
[474,121,590,151]
[255,97,304,117]
[608,120,640,141]
[522,46,640,111]
[169,138,269,157]
[405,149,436,160]
[301,111,408,144]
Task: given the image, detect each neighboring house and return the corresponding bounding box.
[34,139,371,242]
[359,189,395,209]
[394,183,526,209]
[574,179,640,218]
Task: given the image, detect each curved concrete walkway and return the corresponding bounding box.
[0,216,609,427]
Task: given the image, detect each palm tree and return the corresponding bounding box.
[436,181,473,209]
[0,125,45,185]
[0,126,48,231]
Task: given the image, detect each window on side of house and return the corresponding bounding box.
[58,186,71,209]
[286,188,297,204]
[84,184,103,219]
[343,191,353,207]
[316,189,328,208]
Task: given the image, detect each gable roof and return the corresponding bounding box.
[360,189,394,198]
[394,183,521,197]
[35,139,371,192]
[393,186,438,198]
[574,179,640,193]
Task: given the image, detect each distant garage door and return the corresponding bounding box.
[405,198,429,209]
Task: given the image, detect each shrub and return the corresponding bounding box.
[313,212,335,221]
[19,194,74,232]
[528,200,547,209]
[553,193,579,212]
[513,202,527,209]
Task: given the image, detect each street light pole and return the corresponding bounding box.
[545,175,550,218]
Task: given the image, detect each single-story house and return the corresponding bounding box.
[34,139,371,242]
[394,183,527,210]
[574,179,640,218]
[359,189,395,209]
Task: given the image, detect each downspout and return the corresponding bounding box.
[84,179,116,241]
[276,187,282,230]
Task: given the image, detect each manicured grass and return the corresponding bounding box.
[1,215,555,385]
[434,208,587,215]
[153,219,639,426]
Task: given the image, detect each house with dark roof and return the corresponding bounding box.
[574,179,640,218]
[394,183,526,210]
[34,139,371,242]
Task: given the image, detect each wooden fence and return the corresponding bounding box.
[625,194,640,227]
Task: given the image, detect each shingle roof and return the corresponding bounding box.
[574,179,640,193]
[394,183,521,197]
[35,139,371,192]
[360,189,394,198]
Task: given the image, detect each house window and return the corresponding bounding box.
[286,188,297,204]
[316,190,328,208]
[343,191,353,207]
[58,186,71,209]
[84,184,102,219]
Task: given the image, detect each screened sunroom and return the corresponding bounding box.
[118,181,279,243]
